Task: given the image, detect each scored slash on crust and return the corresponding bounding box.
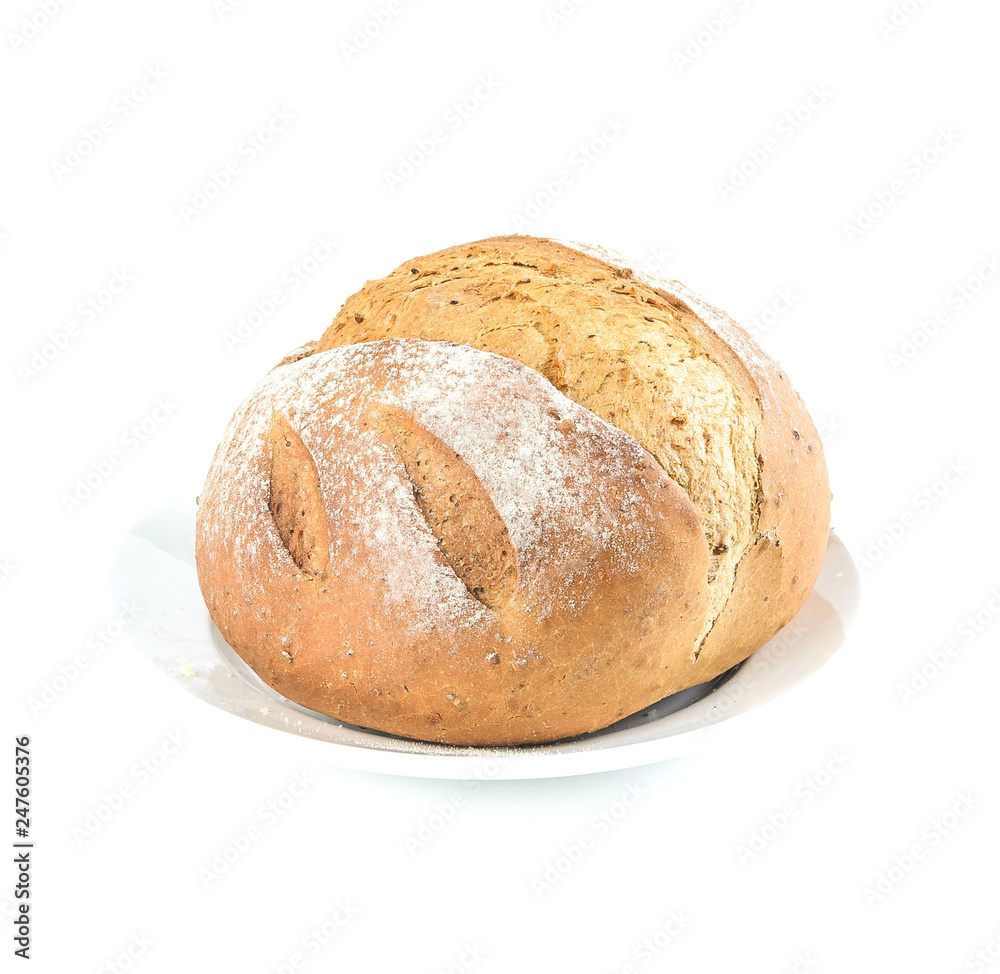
[379,405,518,612]
[266,402,520,611]
[267,411,331,574]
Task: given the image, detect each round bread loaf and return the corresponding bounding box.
[196,235,831,746]
[196,338,710,745]
[310,236,831,688]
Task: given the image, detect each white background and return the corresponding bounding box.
[4,0,1000,971]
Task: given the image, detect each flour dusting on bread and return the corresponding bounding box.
[195,235,829,745]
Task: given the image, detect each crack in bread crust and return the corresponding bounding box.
[312,240,762,648]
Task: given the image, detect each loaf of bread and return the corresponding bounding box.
[196,235,830,745]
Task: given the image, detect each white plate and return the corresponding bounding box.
[111,502,859,780]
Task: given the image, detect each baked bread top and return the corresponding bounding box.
[196,235,831,745]
[306,235,831,684]
[196,338,710,745]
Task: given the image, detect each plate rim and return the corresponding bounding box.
[112,500,860,780]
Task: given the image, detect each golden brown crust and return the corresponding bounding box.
[196,236,831,745]
[196,339,710,745]
[311,235,830,684]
